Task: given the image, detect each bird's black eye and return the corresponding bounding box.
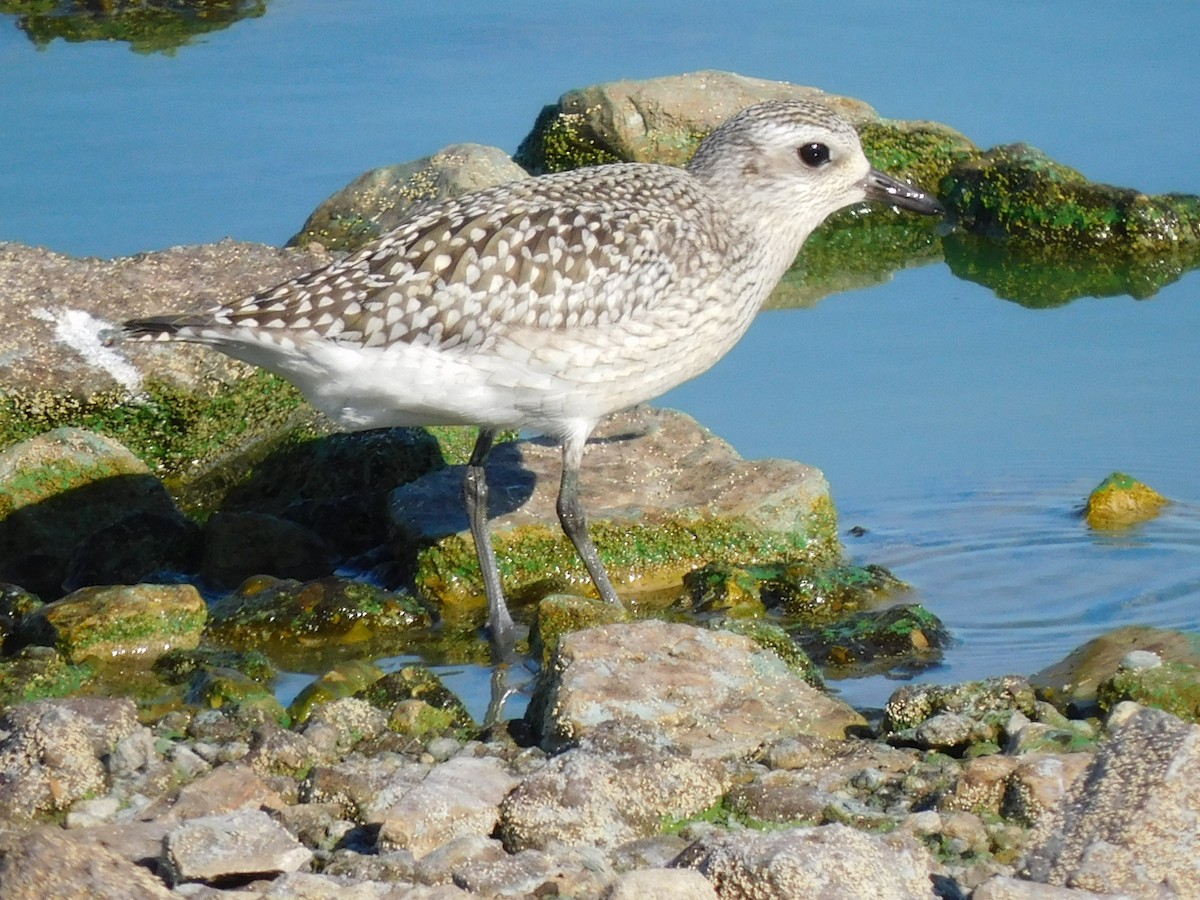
[798,142,831,167]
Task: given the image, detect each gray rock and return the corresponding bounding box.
[0,827,173,898]
[1022,702,1200,897]
[161,807,312,885]
[289,143,529,251]
[0,239,333,396]
[517,70,878,170]
[0,697,138,819]
[673,823,936,899]
[500,720,729,852]
[376,755,519,856]
[972,875,1135,899]
[604,867,719,899]
[529,619,864,756]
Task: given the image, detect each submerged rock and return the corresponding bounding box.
[794,603,950,677]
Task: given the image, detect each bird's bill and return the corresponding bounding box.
[861,168,943,216]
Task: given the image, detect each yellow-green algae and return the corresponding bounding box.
[416,495,841,625]
[529,593,632,665]
[1097,660,1200,723]
[1084,471,1168,529]
[1,0,267,55]
[31,583,207,664]
[288,658,385,724]
[942,144,1200,256]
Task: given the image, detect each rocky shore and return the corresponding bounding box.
[3,72,1200,897]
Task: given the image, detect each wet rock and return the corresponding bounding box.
[0,827,173,899]
[0,697,138,819]
[500,720,729,852]
[160,807,312,885]
[605,867,719,899]
[673,823,936,900]
[0,645,92,711]
[18,582,206,663]
[516,70,879,172]
[207,576,430,669]
[357,664,476,736]
[395,406,839,624]
[529,620,864,756]
[1023,702,1200,896]
[187,666,289,726]
[290,659,386,725]
[377,755,519,856]
[289,143,529,251]
[0,426,188,598]
[795,602,949,676]
[1084,471,1168,530]
[1032,625,1200,717]
[943,145,1200,257]
[884,676,1038,753]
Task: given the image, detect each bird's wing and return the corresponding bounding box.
[122,165,735,352]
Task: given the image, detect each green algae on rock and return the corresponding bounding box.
[942,143,1200,256]
[18,583,207,665]
[207,576,431,670]
[1097,658,1200,724]
[795,603,949,678]
[1084,471,1168,530]
[356,664,476,737]
[288,658,385,725]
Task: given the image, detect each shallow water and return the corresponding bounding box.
[3,2,1199,712]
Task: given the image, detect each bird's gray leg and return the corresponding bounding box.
[557,433,623,607]
[464,429,517,661]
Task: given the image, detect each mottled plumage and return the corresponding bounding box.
[117,99,942,658]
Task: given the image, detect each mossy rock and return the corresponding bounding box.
[357,664,475,735]
[942,143,1200,257]
[186,665,289,726]
[529,593,632,665]
[207,575,432,669]
[1084,471,1168,529]
[19,583,207,664]
[288,658,386,725]
[0,646,94,713]
[796,603,949,677]
[153,647,277,685]
[1097,659,1200,723]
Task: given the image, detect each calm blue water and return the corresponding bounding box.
[3,1,1199,710]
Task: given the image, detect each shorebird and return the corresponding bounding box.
[115,99,942,658]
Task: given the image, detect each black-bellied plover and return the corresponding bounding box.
[115,99,942,657]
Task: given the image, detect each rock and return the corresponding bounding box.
[396,405,838,622]
[377,755,519,856]
[673,823,936,900]
[0,697,138,819]
[604,867,719,899]
[1000,753,1093,828]
[943,146,1200,258]
[356,664,475,736]
[1096,656,1200,723]
[1084,472,1169,529]
[0,827,173,899]
[793,603,949,675]
[1031,625,1200,717]
[139,762,286,822]
[500,720,729,852]
[161,807,312,885]
[884,675,1038,752]
[18,582,206,663]
[529,620,864,756]
[972,876,1133,899]
[289,143,530,251]
[0,426,189,598]
[207,575,430,669]
[1022,702,1200,896]
[0,240,333,398]
[290,660,386,725]
[200,511,335,588]
[516,70,879,172]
